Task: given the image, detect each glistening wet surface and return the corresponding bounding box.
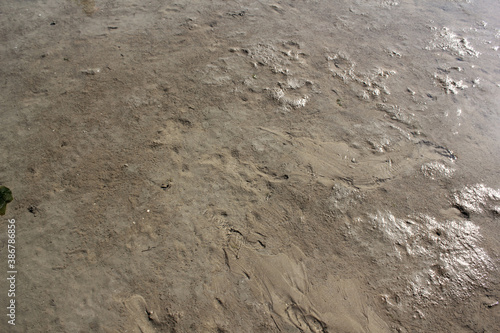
[0,0,499,332]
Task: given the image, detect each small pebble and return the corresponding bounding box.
[487,301,499,308]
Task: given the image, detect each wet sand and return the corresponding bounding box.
[0,0,499,332]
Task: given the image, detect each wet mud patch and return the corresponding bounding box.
[421,161,455,179]
[193,40,320,112]
[430,27,480,57]
[347,211,496,329]
[452,184,500,216]
[434,73,469,94]
[327,52,394,101]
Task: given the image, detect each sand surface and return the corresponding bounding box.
[1,0,500,332]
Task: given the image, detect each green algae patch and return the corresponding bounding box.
[0,186,13,215]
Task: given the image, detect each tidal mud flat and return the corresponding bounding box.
[0,0,499,332]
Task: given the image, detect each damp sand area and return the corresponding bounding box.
[1,0,500,332]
